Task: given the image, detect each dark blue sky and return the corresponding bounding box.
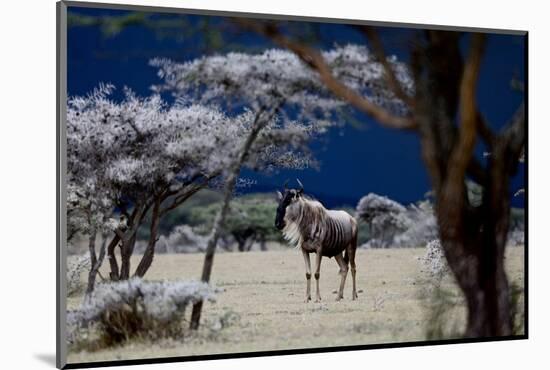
[67,6,525,208]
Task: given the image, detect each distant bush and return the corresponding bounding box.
[508,207,525,246]
[67,278,217,347]
[393,201,438,248]
[356,193,409,248]
[135,225,209,254]
[357,192,523,248]
[158,225,208,254]
[189,193,282,251]
[356,193,437,248]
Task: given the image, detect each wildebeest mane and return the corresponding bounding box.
[297,197,327,243]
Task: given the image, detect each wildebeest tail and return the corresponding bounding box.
[344,218,358,265]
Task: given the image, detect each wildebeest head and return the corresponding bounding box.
[275,179,304,230]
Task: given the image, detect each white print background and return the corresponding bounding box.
[0,0,546,369]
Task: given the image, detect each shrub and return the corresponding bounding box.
[67,278,217,346]
[357,194,439,248]
[416,241,461,341]
[67,253,91,296]
[419,239,449,283]
[159,225,208,254]
[422,284,462,340]
[393,201,438,248]
[134,225,208,254]
[356,193,409,248]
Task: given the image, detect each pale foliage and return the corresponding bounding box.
[356,193,439,248]
[158,225,208,254]
[356,192,407,221]
[393,200,438,248]
[68,46,414,242]
[68,84,242,198]
[419,239,449,282]
[66,84,313,239]
[151,45,412,127]
[67,254,91,296]
[356,193,409,248]
[67,278,217,344]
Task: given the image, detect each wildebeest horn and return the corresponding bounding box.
[296,178,304,190]
[283,179,289,190]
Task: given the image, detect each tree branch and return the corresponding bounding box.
[476,111,496,148]
[358,26,414,107]
[124,118,143,138]
[501,103,525,162]
[237,19,416,130]
[159,172,221,217]
[159,184,204,217]
[447,33,486,184]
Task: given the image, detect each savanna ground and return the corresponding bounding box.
[67,245,525,364]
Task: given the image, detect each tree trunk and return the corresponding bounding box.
[119,233,136,280]
[259,235,267,251]
[190,104,281,330]
[411,32,516,338]
[440,234,511,337]
[189,171,241,329]
[134,198,161,278]
[435,150,513,337]
[233,233,245,252]
[245,234,256,252]
[86,232,108,295]
[109,202,148,281]
[85,229,97,295]
[107,233,121,281]
[471,142,515,336]
[106,184,213,281]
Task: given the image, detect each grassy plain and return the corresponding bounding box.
[67,246,525,364]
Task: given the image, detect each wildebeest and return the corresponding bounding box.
[275,180,358,302]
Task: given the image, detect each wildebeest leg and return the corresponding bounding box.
[302,249,312,302]
[314,250,322,302]
[334,253,348,301]
[348,243,358,300]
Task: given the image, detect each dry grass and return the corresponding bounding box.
[67,246,525,364]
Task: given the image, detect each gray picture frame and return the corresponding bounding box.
[57,1,528,368]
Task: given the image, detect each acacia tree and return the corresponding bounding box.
[152,44,412,124]
[67,84,311,291]
[152,45,412,328]
[67,183,115,295]
[68,85,232,288]
[245,22,525,337]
